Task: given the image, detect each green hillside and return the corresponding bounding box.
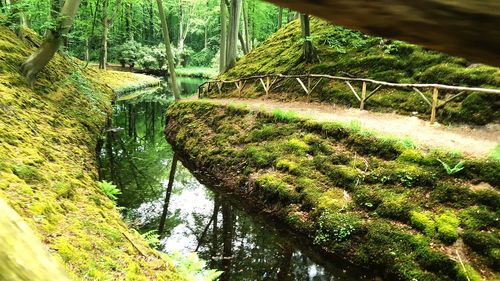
[218,19,500,125]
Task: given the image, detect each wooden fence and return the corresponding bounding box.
[197,74,500,124]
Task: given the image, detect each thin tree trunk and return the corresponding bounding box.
[21,0,81,83]
[243,2,250,52]
[125,3,133,40]
[276,245,293,280]
[225,0,242,70]
[210,196,220,267]
[277,7,283,29]
[219,0,227,73]
[220,202,233,281]
[156,0,181,100]
[238,31,248,55]
[158,154,178,234]
[178,2,184,54]
[300,13,316,63]
[99,0,109,70]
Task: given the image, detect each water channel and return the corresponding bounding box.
[100,77,374,280]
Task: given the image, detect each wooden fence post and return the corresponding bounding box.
[360,82,367,110]
[430,87,439,124]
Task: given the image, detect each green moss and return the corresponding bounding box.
[435,210,460,244]
[314,211,363,244]
[54,182,76,199]
[410,211,436,236]
[275,159,300,175]
[165,101,498,278]
[283,138,310,155]
[459,206,498,230]
[11,164,43,183]
[462,230,500,267]
[455,264,483,281]
[244,146,277,167]
[255,173,300,202]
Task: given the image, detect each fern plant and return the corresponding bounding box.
[97,180,121,201]
[437,159,465,175]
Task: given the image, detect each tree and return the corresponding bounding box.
[156,0,181,100]
[219,0,227,72]
[99,0,122,70]
[300,13,316,63]
[21,0,81,83]
[225,0,241,69]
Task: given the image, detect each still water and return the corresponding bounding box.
[101,77,372,280]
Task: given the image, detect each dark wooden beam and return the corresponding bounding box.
[264,0,500,67]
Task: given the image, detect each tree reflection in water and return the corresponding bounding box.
[100,77,372,280]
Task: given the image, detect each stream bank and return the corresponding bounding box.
[103,76,372,280]
[0,26,187,279]
[164,100,499,281]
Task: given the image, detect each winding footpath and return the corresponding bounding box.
[196,97,499,158]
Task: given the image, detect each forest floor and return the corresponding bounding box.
[195,97,499,158]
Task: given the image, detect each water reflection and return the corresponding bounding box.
[100,77,371,280]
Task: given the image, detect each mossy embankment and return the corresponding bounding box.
[165,101,499,281]
[0,26,186,280]
[212,19,500,125]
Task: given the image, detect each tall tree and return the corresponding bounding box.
[219,0,227,73]
[21,0,81,83]
[225,0,241,69]
[98,0,122,70]
[156,0,181,100]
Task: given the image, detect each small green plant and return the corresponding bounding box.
[141,230,161,248]
[272,109,297,122]
[97,180,121,201]
[488,145,500,161]
[437,159,465,175]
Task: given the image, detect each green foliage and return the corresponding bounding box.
[271,109,298,122]
[314,211,362,244]
[410,211,435,236]
[97,180,121,201]
[438,159,465,175]
[488,145,500,161]
[141,230,160,248]
[169,252,222,281]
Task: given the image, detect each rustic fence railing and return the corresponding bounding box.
[197,74,500,124]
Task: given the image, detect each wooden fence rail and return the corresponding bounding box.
[197,74,500,124]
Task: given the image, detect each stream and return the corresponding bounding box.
[100,77,373,280]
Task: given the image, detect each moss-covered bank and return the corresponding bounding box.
[0,26,186,280]
[211,19,500,125]
[165,101,499,280]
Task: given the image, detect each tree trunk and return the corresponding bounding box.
[99,0,109,70]
[0,198,71,281]
[178,2,184,54]
[225,0,242,70]
[219,0,227,73]
[238,31,248,55]
[210,196,220,267]
[300,13,316,63]
[158,154,178,235]
[243,2,250,52]
[276,245,293,280]
[21,0,81,83]
[156,0,181,101]
[125,2,133,41]
[220,202,233,281]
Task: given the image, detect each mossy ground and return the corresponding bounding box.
[212,19,500,125]
[95,68,161,95]
[165,101,500,280]
[0,26,185,280]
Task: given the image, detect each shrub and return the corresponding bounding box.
[97,180,121,201]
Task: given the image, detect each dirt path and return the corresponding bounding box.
[198,97,499,158]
